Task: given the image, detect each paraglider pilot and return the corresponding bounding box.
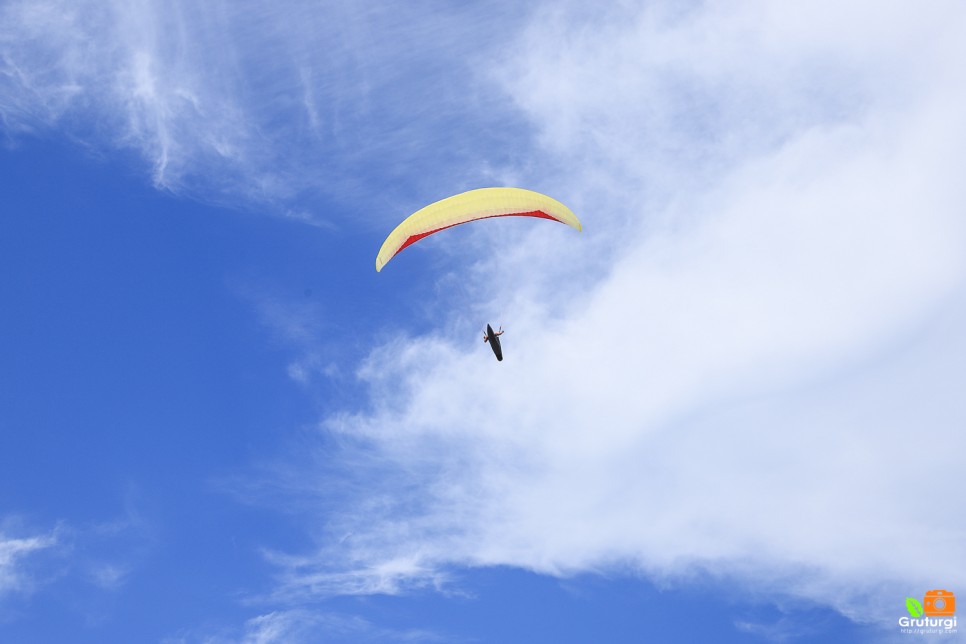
[484,324,504,361]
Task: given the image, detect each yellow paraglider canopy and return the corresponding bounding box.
[375,187,581,271]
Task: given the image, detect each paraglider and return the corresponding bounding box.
[375,187,582,272]
[376,187,581,362]
[483,324,504,361]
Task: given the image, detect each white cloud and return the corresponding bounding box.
[239,610,442,644]
[162,609,443,644]
[0,1,531,212]
[0,525,59,597]
[261,0,966,629]
[0,507,152,620]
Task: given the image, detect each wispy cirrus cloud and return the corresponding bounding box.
[163,608,445,644]
[0,524,59,598]
[0,508,152,620]
[0,0,530,213]
[248,0,966,631]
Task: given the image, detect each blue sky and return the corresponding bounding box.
[2,1,965,642]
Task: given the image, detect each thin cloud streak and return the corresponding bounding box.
[260,0,966,629]
[0,509,153,611]
[0,0,530,212]
[162,608,445,644]
[0,527,58,597]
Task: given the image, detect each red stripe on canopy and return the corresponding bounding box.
[395,210,560,256]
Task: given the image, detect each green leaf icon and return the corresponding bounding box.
[906,597,924,617]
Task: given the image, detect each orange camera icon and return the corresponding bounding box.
[923,589,956,617]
